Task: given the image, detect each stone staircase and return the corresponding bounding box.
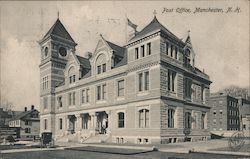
[83,134,111,144]
[55,133,79,143]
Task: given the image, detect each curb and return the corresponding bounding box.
[0,147,60,154]
[190,150,250,157]
[81,143,156,151]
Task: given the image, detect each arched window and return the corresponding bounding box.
[118,112,125,128]
[184,112,191,129]
[168,109,175,128]
[139,109,149,128]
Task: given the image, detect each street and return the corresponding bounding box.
[0,149,248,159]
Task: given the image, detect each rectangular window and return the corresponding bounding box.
[81,90,85,103]
[118,112,125,128]
[184,78,192,99]
[73,75,76,83]
[102,64,106,73]
[69,76,72,83]
[102,84,106,100]
[166,42,169,55]
[167,70,176,92]
[174,47,178,59]
[201,113,205,129]
[72,92,75,105]
[68,93,72,105]
[185,112,191,129]
[58,96,62,108]
[97,86,101,100]
[147,43,151,55]
[170,45,173,57]
[144,71,149,91]
[86,89,89,103]
[59,118,63,130]
[168,109,175,128]
[135,48,139,59]
[97,65,101,74]
[141,45,145,57]
[118,80,125,97]
[139,110,144,128]
[138,71,150,92]
[25,121,29,125]
[139,109,149,128]
[171,72,176,92]
[25,128,31,133]
[44,119,47,130]
[138,73,143,92]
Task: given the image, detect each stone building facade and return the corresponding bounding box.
[39,16,212,144]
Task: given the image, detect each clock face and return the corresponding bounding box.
[44,47,48,57]
[59,47,67,57]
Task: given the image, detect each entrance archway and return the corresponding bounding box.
[68,115,76,134]
[96,111,108,134]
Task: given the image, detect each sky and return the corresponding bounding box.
[0,1,249,111]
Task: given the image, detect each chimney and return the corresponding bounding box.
[24,107,27,112]
[31,105,34,110]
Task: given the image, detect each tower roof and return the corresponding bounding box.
[129,16,182,44]
[41,19,76,44]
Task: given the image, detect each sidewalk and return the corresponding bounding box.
[158,139,250,156]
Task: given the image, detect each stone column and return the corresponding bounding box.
[105,110,111,135]
[75,114,82,134]
[65,115,70,135]
[89,112,97,135]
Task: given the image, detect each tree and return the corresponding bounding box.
[220,85,249,99]
[0,99,15,126]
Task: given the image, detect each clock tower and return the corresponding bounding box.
[38,18,77,135]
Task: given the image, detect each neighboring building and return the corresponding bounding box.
[9,105,40,139]
[238,97,250,136]
[39,16,212,144]
[209,93,240,131]
[0,108,12,126]
[241,115,250,137]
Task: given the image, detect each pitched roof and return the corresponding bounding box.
[11,109,39,120]
[42,19,76,43]
[129,16,182,43]
[76,55,91,69]
[106,40,125,58]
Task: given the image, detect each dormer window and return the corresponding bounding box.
[69,75,76,83]
[96,53,107,74]
[68,66,76,84]
[102,64,106,73]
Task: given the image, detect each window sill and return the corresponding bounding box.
[117,96,125,101]
[137,91,149,96]
[96,100,107,104]
[68,105,76,109]
[81,103,90,106]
